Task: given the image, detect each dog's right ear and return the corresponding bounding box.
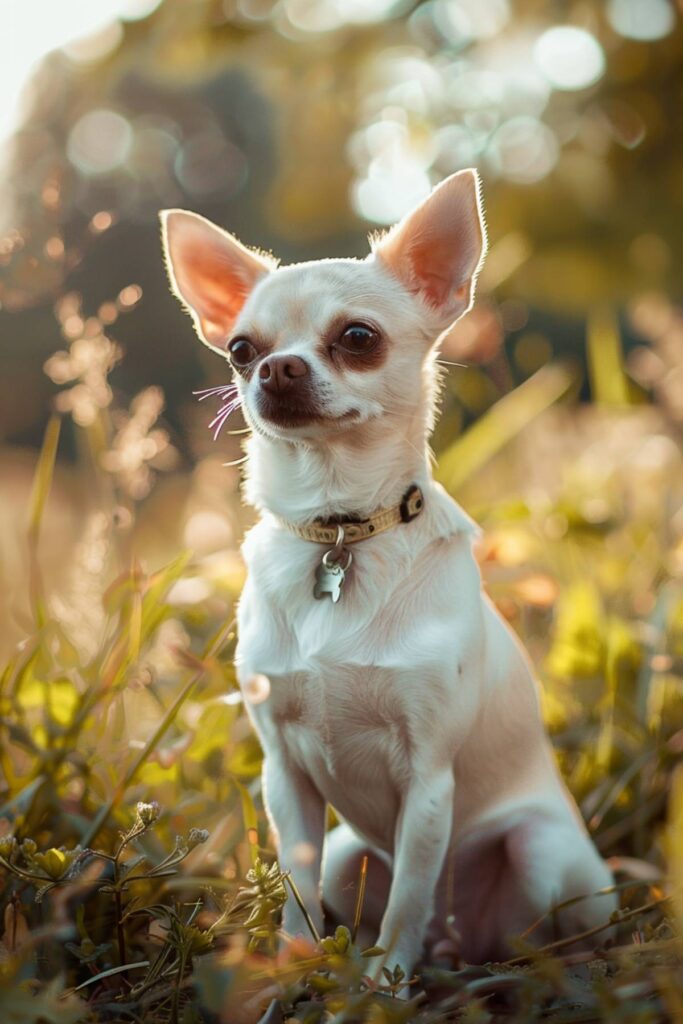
[160,210,275,353]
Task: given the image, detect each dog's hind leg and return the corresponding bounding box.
[505,814,617,951]
[450,812,617,963]
[321,823,392,946]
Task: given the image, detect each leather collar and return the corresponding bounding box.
[279,484,425,545]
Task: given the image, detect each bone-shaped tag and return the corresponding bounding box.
[314,559,346,602]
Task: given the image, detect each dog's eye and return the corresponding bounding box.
[228,337,257,367]
[338,324,378,354]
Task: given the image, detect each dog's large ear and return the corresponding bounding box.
[372,169,487,329]
[160,209,275,352]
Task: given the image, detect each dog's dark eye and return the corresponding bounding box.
[228,337,257,367]
[338,324,378,354]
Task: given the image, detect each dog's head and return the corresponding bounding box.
[161,169,486,443]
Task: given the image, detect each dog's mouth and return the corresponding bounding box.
[256,393,360,431]
[256,393,326,428]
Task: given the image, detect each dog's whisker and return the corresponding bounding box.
[207,395,241,417]
[207,403,238,428]
[208,398,243,440]
[194,384,240,402]
[212,419,230,441]
[209,409,234,434]
[193,382,238,395]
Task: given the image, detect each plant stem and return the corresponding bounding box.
[504,895,671,966]
[283,871,321,944]
[170,948,187,1024]
[113,857,126,967]
[115,889,126,967]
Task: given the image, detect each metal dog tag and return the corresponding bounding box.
[314,549,352,603]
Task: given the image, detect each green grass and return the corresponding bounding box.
[1,297,683,1023]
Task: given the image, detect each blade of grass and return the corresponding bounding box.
[81,617,236,847]
[516,878,657,942]
[233,778,259,867]
[351,855,368,944]
[666,763,683,935]
[504,894,670,966]
[26,415,61,626]
[436,362,576,494]
[27,415,61,543]
[588,749,653,832]
[128,588,143,666]
[74,960,150,991]
[0,775,47,819]
[283,872,321,944]
[586,307,631,406]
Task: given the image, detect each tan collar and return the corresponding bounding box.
[279,485,425,545]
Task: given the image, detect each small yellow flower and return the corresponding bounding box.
[182,925,214,956]
[29,845,82,880]
[0,836,17,861]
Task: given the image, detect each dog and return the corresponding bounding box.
[160,169,615,984]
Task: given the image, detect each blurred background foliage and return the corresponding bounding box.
[2,0,683,1020]
[2,0,683,448]
[0,0,682,647]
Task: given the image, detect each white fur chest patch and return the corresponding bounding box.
[254,664,413,849]
[235,484,484,849]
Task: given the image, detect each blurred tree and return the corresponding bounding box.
[0,0,681,445]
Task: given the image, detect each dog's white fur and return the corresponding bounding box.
[161,171,615,980]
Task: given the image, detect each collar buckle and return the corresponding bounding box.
[399,484,424,523]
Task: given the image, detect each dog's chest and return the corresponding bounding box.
[255,664,412,847]
[236,510,476,846]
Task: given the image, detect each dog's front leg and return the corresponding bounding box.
[376,770,454,984]
[262,750,326,941]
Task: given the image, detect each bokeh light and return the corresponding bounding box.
[174,132,248,198]
[67,109,133,175]
[283,0,400,33]
[242,673,271,706]
[1,0,162,146]
[353,161,432,224]
[487,116,559,184]
[607,0,675,42]
[118,0,163,17]
[533,26,606,92]
[431,0,510,44]
[62,22,124,65]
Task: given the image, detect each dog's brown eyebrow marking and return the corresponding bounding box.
[319,312,389,373]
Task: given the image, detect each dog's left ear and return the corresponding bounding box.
[372,169,487,329]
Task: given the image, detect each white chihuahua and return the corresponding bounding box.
[161,170,615,982]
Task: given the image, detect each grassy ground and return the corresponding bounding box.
[1,294,683,1023]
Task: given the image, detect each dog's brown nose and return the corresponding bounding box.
[259,355,309,394]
